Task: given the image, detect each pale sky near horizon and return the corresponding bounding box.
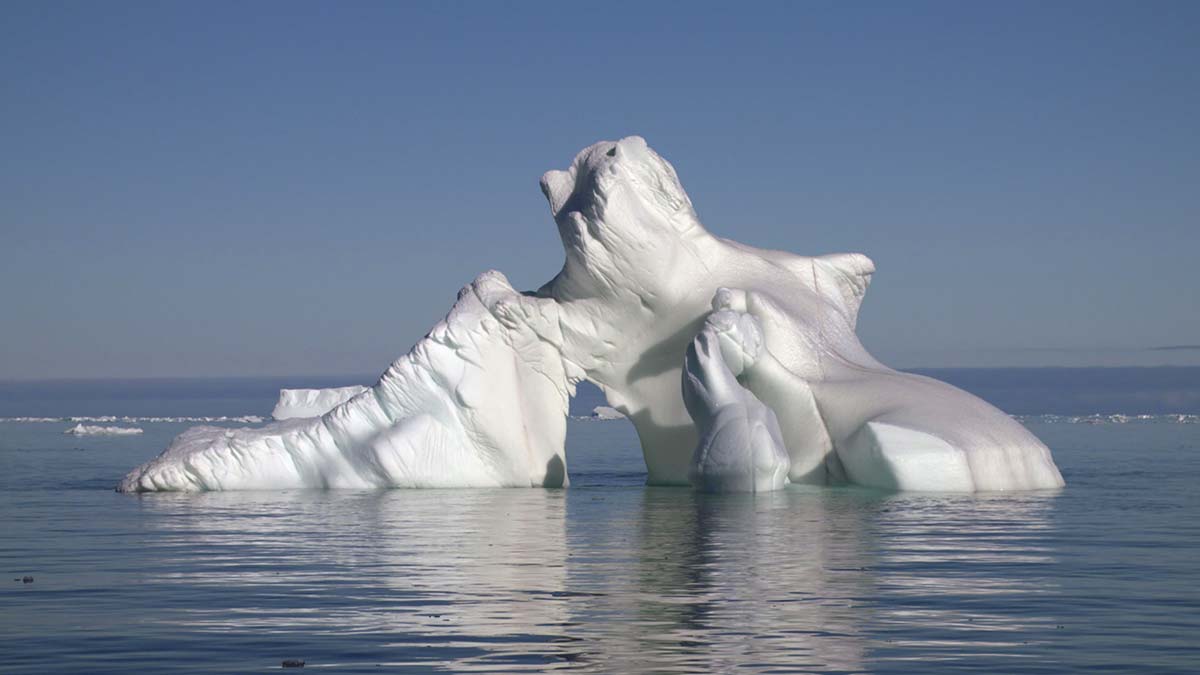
[2,1,1198,379]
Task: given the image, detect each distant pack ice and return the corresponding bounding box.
[66,423,144,436]
[119,136,1064,493]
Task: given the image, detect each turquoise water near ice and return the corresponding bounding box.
[1,373,1198,673]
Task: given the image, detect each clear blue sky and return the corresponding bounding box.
[2,1,1197,378]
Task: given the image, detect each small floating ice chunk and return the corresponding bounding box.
[271,386,369,420]
[590,406,625,420]
[65,424,144,436]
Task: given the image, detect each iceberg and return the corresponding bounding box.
[272,386,369,420]
[119,136,1063,493]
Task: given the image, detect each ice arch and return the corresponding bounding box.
[119,137,1064,493]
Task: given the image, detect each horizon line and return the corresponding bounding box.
[5,364,1200,383]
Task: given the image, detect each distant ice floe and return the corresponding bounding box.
[3,413,1193,426]
[1,415,265,424]
[64,423,144,436]
[1013,413,1199,425]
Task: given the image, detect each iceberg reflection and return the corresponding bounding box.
[866,490,1064,668]
[130,486,1063,672]
[561,487,874,672]
[135,489,573,671]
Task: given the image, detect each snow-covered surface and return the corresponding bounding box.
[683,309,789,492]
[65,423,144,436]
[271,386,368,420]
[120,136,1063,493]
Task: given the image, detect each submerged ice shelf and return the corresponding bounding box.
[120,137,1064,494]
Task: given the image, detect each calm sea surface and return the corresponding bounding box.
[1,371,1198,673]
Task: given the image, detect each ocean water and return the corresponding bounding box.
[1,371,1198,673]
